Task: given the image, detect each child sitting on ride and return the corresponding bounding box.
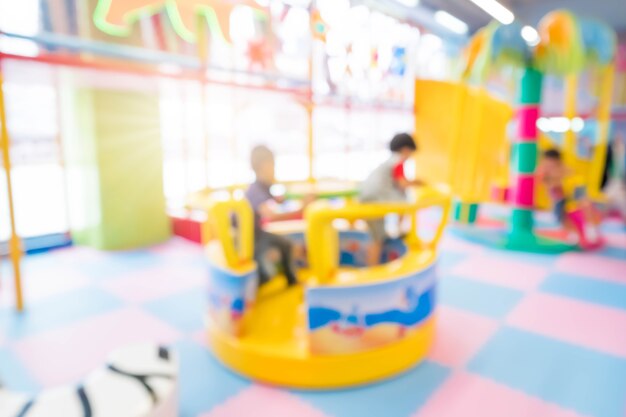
[245,145,314,287]
[604,133,626,222]
[359,133,425,266]
[537,148,600,245]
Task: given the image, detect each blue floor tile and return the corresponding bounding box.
[0,347,41,393]
[144,289,207,333]
[468,327,626,417]
[597,245,626,261]
[602,223,626,233]
[540,273,626,311]
[294,361,450,417]
[175,339,250,417]
[0,287,123,339]
[439,276,524,319]
[77,251,164,280]
[438,251,468,270]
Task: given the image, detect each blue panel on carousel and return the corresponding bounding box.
[381,238,408,263]
[338,230,371,267]
[279,229,408,269]
[306,262,437,354]
[207,262,258,326]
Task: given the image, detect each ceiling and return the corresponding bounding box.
[416,0,626,35]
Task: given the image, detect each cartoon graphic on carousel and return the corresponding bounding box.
[207,266,257,335]
[308,266,436,354]
[331,305,365,337]
[340,238,366,266]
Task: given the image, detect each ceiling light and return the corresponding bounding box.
[536,117,551,132]
[521,25,539,46]
[434,10,469,35]
[467,0,514,25]
[550,117,571,133]
[571,117,585,133]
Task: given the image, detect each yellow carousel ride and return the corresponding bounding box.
[202,185,451,389]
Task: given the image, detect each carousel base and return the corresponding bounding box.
[207,274,436,389]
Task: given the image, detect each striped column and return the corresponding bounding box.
[510,67,542,235]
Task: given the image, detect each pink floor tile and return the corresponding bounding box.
[150,238,204,259]
[555,253,626,285]
[429,306,499,368]
[99,265,205,304]
[449,255,548,291]
[415,371,587,417]
[507,293,626,358]
[201,385,330,417]
[11,308,182,386]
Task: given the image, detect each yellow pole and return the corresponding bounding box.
[0,67,24,312]
[307,3,315,184]
[458,87,485,223]
[196,15,211,189]
[307,102,314,183]
[588,64,615,200]
[563,74,578,169]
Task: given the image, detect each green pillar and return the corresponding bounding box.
[453,201,478,224]
[61,86,170,250]
[509,66,541,237]
[504,66,573,253]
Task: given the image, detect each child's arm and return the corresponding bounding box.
[393,162,426,190]
[258,194,316,222]
[395,177,426,189]
[258,202,301,222]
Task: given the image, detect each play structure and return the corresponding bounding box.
[0,0,438,312]
[0,343,178,417]
[202,184,450,388]
[414,10,618,253]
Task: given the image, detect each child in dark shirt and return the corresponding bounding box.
[245,145,313,286]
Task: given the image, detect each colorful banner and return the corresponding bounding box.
[307,263,437,355]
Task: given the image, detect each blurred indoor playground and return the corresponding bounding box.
[1,0,626,417]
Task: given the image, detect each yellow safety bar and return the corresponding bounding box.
[305,185,452,282]
[202,198,254,269]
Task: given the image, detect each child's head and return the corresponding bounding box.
[542,148,563,169]
[390,133,417,161]
[250,145,275,184]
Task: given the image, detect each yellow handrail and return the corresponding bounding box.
[305,185,452,282]
[202,198,254,269]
